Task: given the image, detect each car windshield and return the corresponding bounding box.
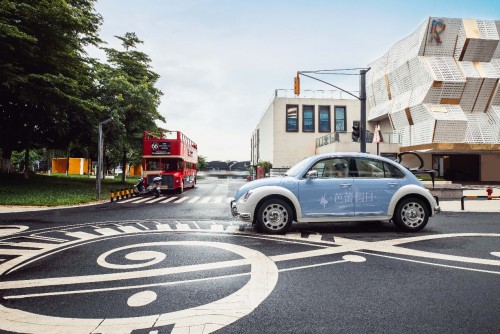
[285,156,314,177]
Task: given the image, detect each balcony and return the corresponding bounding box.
[315,131,402,155]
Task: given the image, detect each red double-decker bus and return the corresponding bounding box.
[141,130,198,193]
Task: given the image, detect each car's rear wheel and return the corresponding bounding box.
[256,198,293,234]
[393,197,429,232]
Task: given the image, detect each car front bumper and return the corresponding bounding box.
[230,200,253,222]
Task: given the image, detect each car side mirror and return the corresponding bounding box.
[306,170,318,179]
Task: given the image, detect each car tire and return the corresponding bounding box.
[256,198,293,234]
[393,197,429,232]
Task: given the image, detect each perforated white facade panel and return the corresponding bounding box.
[367,17,500,148]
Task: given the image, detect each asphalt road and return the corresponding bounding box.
[0,177,499,334]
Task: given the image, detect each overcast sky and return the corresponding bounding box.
[91,0,499,162]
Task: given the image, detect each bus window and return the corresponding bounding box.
[163,159,182,171]
[146,159,160,171]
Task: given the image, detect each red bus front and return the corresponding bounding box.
[142,130,198,193]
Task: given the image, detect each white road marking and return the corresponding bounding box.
[0,241,279,334]
[147,197,167,203]
[160,197,177,203]
[132,197,154,203]
[199,197,211,203]
[212,196,223,203]
[173,197,189,204]
[188,196,200,203]
[0,225,30,237]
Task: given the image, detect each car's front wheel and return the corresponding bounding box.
[256,198,293,234]
[393,197,429,232]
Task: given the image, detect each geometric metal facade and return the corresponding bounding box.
[367,17,500,148]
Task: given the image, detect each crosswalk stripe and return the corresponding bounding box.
[117,197,141,204]
[148,197,166,203]
[199,197,212,203]
[188,196,200,203]
[132,197,154,203]
[174,197,189,203]
[175,223,191,231]
[160,197,177,203]
[122,196,234,205]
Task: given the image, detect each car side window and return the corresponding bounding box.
[310,158,349,178]
[352,158,406,178]
[383,162,406,178]
[353,158,385,178]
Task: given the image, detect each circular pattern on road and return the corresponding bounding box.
[0,239,279,333]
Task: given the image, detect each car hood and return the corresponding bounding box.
[234,176,295,200]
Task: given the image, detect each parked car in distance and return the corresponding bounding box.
[231,152,440,234]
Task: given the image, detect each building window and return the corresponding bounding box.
[334,106,346,132]
[319,106,331,132]
[286,105,299,132]
[302,105,315,132]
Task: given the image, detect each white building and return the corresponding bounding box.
[251,90,400,170]
[252,17,500,182]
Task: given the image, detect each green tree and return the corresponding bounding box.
[197,155,208,170]
[97,32,164,182]
[0,0,103,177]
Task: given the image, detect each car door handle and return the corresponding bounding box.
[388,182,399,186]
[340,183,352,188]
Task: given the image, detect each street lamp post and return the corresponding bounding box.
[96,117,114,199]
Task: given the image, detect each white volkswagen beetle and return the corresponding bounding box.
[231,152,440,234]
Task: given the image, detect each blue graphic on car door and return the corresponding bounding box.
[350,157,403,216]
[298,158,354,218]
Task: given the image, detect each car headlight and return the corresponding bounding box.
[242,190,253,202]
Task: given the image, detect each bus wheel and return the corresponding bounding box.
[177,183,184,194]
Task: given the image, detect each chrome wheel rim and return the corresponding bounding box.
[262,203,288,230]
[401,202,425,228]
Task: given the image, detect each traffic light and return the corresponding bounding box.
[352,121,360,142]
[294,72,300,95]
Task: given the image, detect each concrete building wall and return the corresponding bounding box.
[252,94,362,169]
[481,154,500,181]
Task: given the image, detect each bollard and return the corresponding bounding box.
[110,190,115,202]
[461,195,500,210]
[125,189,130,198]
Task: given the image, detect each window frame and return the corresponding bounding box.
[318,105,331,133]
[302,105,315,132]
[334,105,347,132]
[286,104,299,132]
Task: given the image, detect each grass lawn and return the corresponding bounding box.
[0,173,139,207]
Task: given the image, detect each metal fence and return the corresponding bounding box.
[315,131,402,148]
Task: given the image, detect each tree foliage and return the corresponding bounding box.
[97,32,164,182]
[0,2,165,182]
[0,0,102,177]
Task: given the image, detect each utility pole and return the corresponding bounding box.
[359,69,368,153]
[96,117,114,199]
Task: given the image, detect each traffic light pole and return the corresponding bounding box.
[295,68,371,153]
[359,69,367,153]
